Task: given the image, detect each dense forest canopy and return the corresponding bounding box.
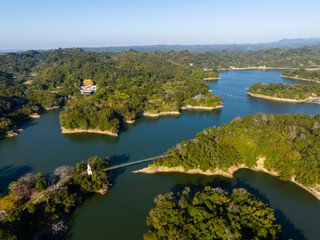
[1,46,320,136]
[144,186,281,240]
[155,113,320,188]
[157,46,320,69]
[0,48,223,136]
[248,82,320,100]
[1,46,320,81]
[58,53,222,134]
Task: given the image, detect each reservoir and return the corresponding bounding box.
[0,70,319,240]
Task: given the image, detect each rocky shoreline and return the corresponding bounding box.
[45,106,60,110]
[0,114,42,140]
[0,130,22,140]
[30,114,41,119]
[133,157,320,200]
[61,127,118,136]
[125,119,136,124]
[142,111,181,117]
[281,74,320,83]
[229,66,320,71]
[203,77,221,81]
[247,92,306,102]
[60,106,222,136]
[229,66,295,70]
[1,107,62,140]
[181,105,223,110]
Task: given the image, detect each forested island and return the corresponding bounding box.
[0,156,111,239]
[247,83,320,103]
[136,113,320,200]
[144,186,281,240]
[282,69,320,82]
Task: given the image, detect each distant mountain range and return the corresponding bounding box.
[82,38,320,53]
[1,38,320,54]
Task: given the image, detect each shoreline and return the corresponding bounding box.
[142,111,180,117]
[61,106,222,137]
[141,106,223,117]
[0,113,42,140]
[125,119,135,124]
[181,105,223,110]
[229,66,295,70]
[30,114,41,119]
[203,77,221,81]
[133,157,320,200]
[61,127,118,137]
[247,92,307,103]
[117,106,224,126]
[0,130,22,140]
[1,107,63,140]
[227,66,320,71]
[281,75,320,83]
[45,106,60,110]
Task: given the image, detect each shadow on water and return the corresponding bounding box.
[0,165,33,192]
[63,157,131,240]
[64,231,73,240]
[164,173,307,240]
[181,108,222,117]
[169,176,233,196]
[108,154,130,186]
[233,177,270,204]
[109,154,130,166]
[20,120,39,130]
[275,209,307,240]
[132,114,181,124]
[60,156,131,240]
[234,177,306,240]
[63,132,120,143]
[0,121,39,143]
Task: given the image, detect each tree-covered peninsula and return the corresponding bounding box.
[144,186,281,240]
[0,156,110,239]
[282,69,320,82]
[247,83,320,102]
[58,50,222,135]
[138,113,320,199]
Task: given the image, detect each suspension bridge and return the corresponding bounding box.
[101,154,172,171]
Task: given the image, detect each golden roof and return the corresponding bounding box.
[83,79,94,85]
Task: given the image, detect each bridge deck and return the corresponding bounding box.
[101,154,172,171]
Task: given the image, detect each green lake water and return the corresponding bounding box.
[0,70,320,240]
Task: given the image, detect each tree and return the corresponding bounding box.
[35,179,48,191]
[54,166,74,176]
[144,187,281,240]
[34,172,48,191]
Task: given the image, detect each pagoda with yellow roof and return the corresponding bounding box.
[80,79,97,95]
[83,79,94,85]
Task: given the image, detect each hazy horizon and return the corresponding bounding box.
[1,37,320,52]
[1,0,320,50]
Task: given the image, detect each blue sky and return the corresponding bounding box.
[1,0,319,49]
